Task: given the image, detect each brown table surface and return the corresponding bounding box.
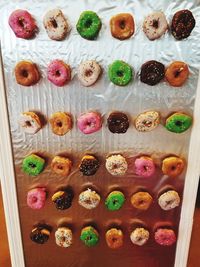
[0,184,200,267]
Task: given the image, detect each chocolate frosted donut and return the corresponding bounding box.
[107,112,129,134]
[79,155,100,176]
[140,60,165,86]
[52,188,74,210]
[171,10,196,40]
[30,226,50,244]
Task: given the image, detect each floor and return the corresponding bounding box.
[0,185,200,267]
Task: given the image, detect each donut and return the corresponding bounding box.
[171,10,196,40]
[43,9,69,41]
[27,188,46,210]
[154,228,176,246]
[108,60,133,86]
[79,188,100,209]
[47,60,71,87]
[76,11,102,40]
[162,156,185,177]
[158,190,180,211]
[79,155,100,176]
[110,13,135,40]
[77,111,102,134]
[105,228,124,249]
[80,226,99,247]
[55,227,73,248]
[105,191,125,211]
[140,60,165,86]
[19,112,42,134]
[51,156,72,176]
[130,227,149,246]
[77,60,101,87]
[52,188,74,210]
[165,61,189,87]
[165,112,192,133]
[49,112,72,136]
[135,111,160,132]
[22,154,45,176]
[131,191,153,210]
[15,61,40,86]
[143,12,168,40]
[30,226,50,244]
[135,156,156,178]
[107,112,129,134]
[9,9,37,39]
[106,154,128,176]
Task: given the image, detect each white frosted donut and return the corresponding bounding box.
[143,12,168,40]
[43,9,69,40]
[158,190,180,211]
[55,227,73,248]
[135,111,160,132]
[130,227,149,246]
[78,60,101,87]
[106,155,128,176]
[79,188,100,209]
[19,112,41,134]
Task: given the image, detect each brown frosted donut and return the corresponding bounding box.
[165,61,189,87]
[162,156,185,178]
[131,191,153,210]
[49,112,72,136]
[110,13,135,40]
[51,156,72,176]
[15,61,40,86]
[105,228,124,249]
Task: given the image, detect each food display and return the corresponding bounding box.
[1,0,200,267]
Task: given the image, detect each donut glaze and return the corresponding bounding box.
[79,155,100,176]
[27,188,46,210]
[154,228,176,246]
[52,189,74,210]
[78,60,101,87]
[49,112,72,136]
[15,61,40,86]
[130,228,149,246]
[80,226,99,247]
[162,156,185,177]
[135,156,156,178]
[9,9,37,39]
[106,154,128,176]
[143,12,168,40]
[135,111,160,132]
[22,154,45,176]
[131,191,153,210]
[107,112,129,134]
[30,226,50,244]
[158,190,180,211]
[165,61,189,87]
[47,60,71,87]
[106,228,124,249]
[77,112,102,134]
[43,9,69,41]
[19,112,42,134]
[55,227,73,248]
[165,112,192,133]
[79,188,100,209]
[110,13,135,40]
[105,191,125,211]
[140,60,165,86]
[109,60,133,86]
[51,156,72,176]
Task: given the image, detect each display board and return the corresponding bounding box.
[0,1,200,267]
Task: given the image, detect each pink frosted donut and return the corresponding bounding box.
[77,112,102,134]
[9,10,37,39]
[47,60,71,87]
[27,188,46,210]
[154,228,176,246]
[135,156,155,178]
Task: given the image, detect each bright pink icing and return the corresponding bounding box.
[154,228,176,246]
[47,59,71,87]
[135,157,155,177]
[9,9,37,39]
[27,188,46,210]
[77,112,102,134]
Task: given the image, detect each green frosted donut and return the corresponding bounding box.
[165,112,192,133]
[76,11,102,40]
[108,60,133,86]
[105,191,125,211]
[80,226,99,247]
[22,154,45,176]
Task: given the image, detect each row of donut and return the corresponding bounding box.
[9,9,195,42]
[27,186,181,212]
[15,59,190,87]
[20,111,192,136]
[30,223,177,247]
[23,153,185,178]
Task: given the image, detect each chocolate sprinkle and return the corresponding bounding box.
[107,112,129,134]
[140,60,165,86]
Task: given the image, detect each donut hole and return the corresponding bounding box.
[84,19,93,28]
[28,162,36,169]
[57,165,64,170]
[152,19,159,29]
[112,237,118,243]
[112,199,118,205]
[175,120,182,126]
[55,70,61,77]
[56,121,63,128]
[86,235,92,241]
[25,121,32,127]
[18,18,25,28]
[143,120,152,127]
[171,165,177,171]
[32,196,38,203]
[51,19,58,28]
[85,69,93,77]
[119,20,126,30]
[21,69,29,78]
[116,71,124,77]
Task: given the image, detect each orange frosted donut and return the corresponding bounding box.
[162,156,185,178]
[131,191,153,210]
[51,156,72,176]
[49,112,72,136]
[165,61,189,87]
[110,13,135,40]
[15,61,40,86]
[105,228,124,249]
